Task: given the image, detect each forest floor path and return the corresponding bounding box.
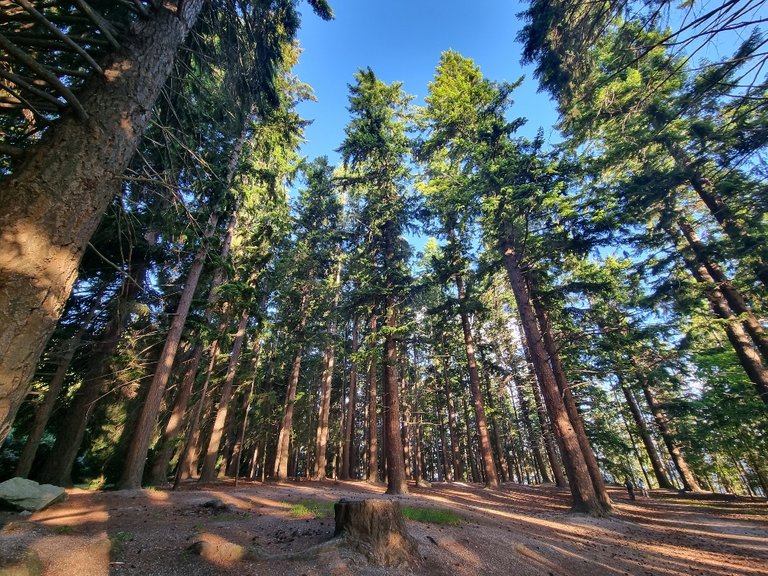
[0,479,765,575]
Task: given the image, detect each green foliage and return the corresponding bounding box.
[287,499,335,518]
[401,506,462,525]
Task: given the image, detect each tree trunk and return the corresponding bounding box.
[638,376,702,492]
[366,314,379,483]
[199,310,249,482]
[0,1,205,446]
[512,372,551,484]
[341,316,359,480]
[455,274,499,488]
[501,242,607,516]
[39,261,147,486]
[531,291,611,509]
[118,211,219,489]
[383,300,407,495]
[619,379,675,489]
[15,282,105,478]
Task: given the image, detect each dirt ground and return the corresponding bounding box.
[0,479,766,576]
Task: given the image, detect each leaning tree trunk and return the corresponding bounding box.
[502,241,607,516]
[199,310,249,482]
[15,282,105,478]
[531,291,611,510]
[39,261,147,486]
[638,376,702,492]
[0,1,205,447]
[118,212,219,489]
[619,378,675,489]
[273,289,310,481]
[455,274,499,488]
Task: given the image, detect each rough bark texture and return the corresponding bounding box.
[502,243,607,516]
[366,315,379,483]
[118,212,219,489]
[455,274,499,488]
[620,380,675,489]
[340,316,359,480]
[639,377,702,492]
[0,0,205,447]
[383,301,408,495]
[199,310,249,482]
[333,499,419,567]
[531,293,611,511]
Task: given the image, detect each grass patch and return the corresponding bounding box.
[401,506,462,525]
[109,531,133,558]
[53,525,76,535]
[287,500,335,519]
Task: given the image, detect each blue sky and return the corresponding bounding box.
[293,0,561,165]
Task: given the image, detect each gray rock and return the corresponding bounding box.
[0,478,67,512]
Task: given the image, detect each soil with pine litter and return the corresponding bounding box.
[0,479,766,576]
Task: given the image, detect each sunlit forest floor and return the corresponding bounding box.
[1,479,765,575]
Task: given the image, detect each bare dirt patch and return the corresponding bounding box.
[0,480,765,576]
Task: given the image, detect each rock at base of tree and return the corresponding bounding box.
[333,498,419,567]
[0,478,67,512]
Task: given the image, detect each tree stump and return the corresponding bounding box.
[333,498,419,567]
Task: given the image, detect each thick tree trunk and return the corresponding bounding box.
[0,1,205,446]
[639,377,702,491]
[199,310,249,482]
[118,212,219,489]
[15,283,105,478]
[455,274,499,488]
[531,292,611,510]
[619,379,675,489]
[341,316,359,480]
[274,345,304,480]
[39,261,147,486]
[502,242,607,515]
[383,300,408,494]
[366,315,379,483]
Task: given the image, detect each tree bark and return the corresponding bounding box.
[501,241,607,515]
[383,299,408,494]
[39,260,147,486]
[638,376,702,491]
[455,274,499,488]
[366,314,379,483]
[199,310,249,482]
[15,282,105,478]
[0,1,205,446]
[118,211,219,489]
[619,379,675,489]
[512,371,552,484]
[531,291,611,510]
[340,316,359,480]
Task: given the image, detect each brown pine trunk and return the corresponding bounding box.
[312,340,336,480]
[274,345,304,481]
[199,310,249,482]
[531,292,611,510]
[118,212,219,489]
[455,274,499,488]
[0,1,205,446]
[383,300,408,494]
[39,261,147,486]
[619,379,675,489]
[366,314,379,483]
[501,242,607,515]
[512,372,552,484]
[15,283,105,478]
[444,369,464,482]
[639,377,702,491]
[483,372,510,482]
[341,316,360,480]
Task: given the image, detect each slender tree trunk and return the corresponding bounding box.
[39,261,147,486]
[383,299,408,494]
[619,379,674,489]
[531,291,611,509]
[118,211,220,489]
[444,369,464,482]
[512,372,551,484]
[501,241,607,515]
[341,316,359,480]
[15,283,105,477]
[0,1,205,446]
[455,274,499,488]
[274,346,304,480]
[638,376,701,491]
[366,315,379,483]
[199,310,249,482]
[483,372,510,482]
